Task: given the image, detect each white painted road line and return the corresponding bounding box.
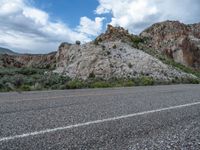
[1,101,200,142]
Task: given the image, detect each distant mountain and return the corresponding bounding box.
[0,47,19,55]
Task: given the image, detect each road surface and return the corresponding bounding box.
[0,84,200,150]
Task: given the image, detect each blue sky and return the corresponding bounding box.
[34,0,100,27]
[0,0,200,53]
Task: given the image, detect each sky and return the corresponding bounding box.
[0,0,200,53]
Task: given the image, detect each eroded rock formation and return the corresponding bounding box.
[140,21,200,69]
[0,52,56,69]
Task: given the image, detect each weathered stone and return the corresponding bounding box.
[140,21,200,70]
[54,40,194,80]
[0,52,56,69]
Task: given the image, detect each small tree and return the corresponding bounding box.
[94,39,99,45]
[89,72,95,78]
[76,40,81,45]
[112,44,117,49]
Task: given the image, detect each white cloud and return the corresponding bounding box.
[0,0,23,16]
[96,0,200,34]
[0,0,103,53]
[1,0,199,53]
[76,17,104,36]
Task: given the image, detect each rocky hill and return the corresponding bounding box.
[0,21,199,82]
[140,21,200,70]
[54,25,195,81]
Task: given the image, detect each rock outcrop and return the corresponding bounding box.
[140,21,200,70]
[96,25,132,42]
[54,26,194,81]
[0,52,56,69]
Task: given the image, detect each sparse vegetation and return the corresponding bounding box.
[128,63,133,68]
[140,47,200,79]
[75,40,81,45]
[106,51,111,55]
[94,38,99,45]
[0,66,199,92]
[0,67,70,92]
[89,72,95,78]
[89,81,111,88]
[65,80,85,89]
[0,61,200,92]
[130,36,144,49]
[112,44,117,49]
[101,45,106,50]
[94,37,103,46]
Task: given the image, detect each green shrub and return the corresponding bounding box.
[89,72,95,78]
[0,68,19,76]
[112,44,117,49]
[14,76,24,88]
[0,64,198,92]
[181,78,200,84]
[17,68,36,75]
[51,84,62,90]
[66,80,85,89]
[131,36,144,48]
[94,39,99,45]
[106,51,111,55]
[101,45,106,50]
[134,77,154,86]
[90,81,111,88]
[123,80,135,87]
[0,67,71,92]
[75,40,81,45]
[140,47,200,79]
[33,83,43,91]
[131,37,144,44]
[20,85,31,91]
[128,63,133,68]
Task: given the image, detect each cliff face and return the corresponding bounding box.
[140,21,200,70]
[0,52,56,69]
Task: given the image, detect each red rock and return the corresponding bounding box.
[140,21,200,70]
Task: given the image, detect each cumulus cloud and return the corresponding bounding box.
[76,17,104,36]
[1,0,199,53]
[0,0,104,53]
[96,0,200,34]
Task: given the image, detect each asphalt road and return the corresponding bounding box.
[0,84,200,150]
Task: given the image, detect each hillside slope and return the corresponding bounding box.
[54,26,195,81]
[0,47,18,55]
[0,52,56,69]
